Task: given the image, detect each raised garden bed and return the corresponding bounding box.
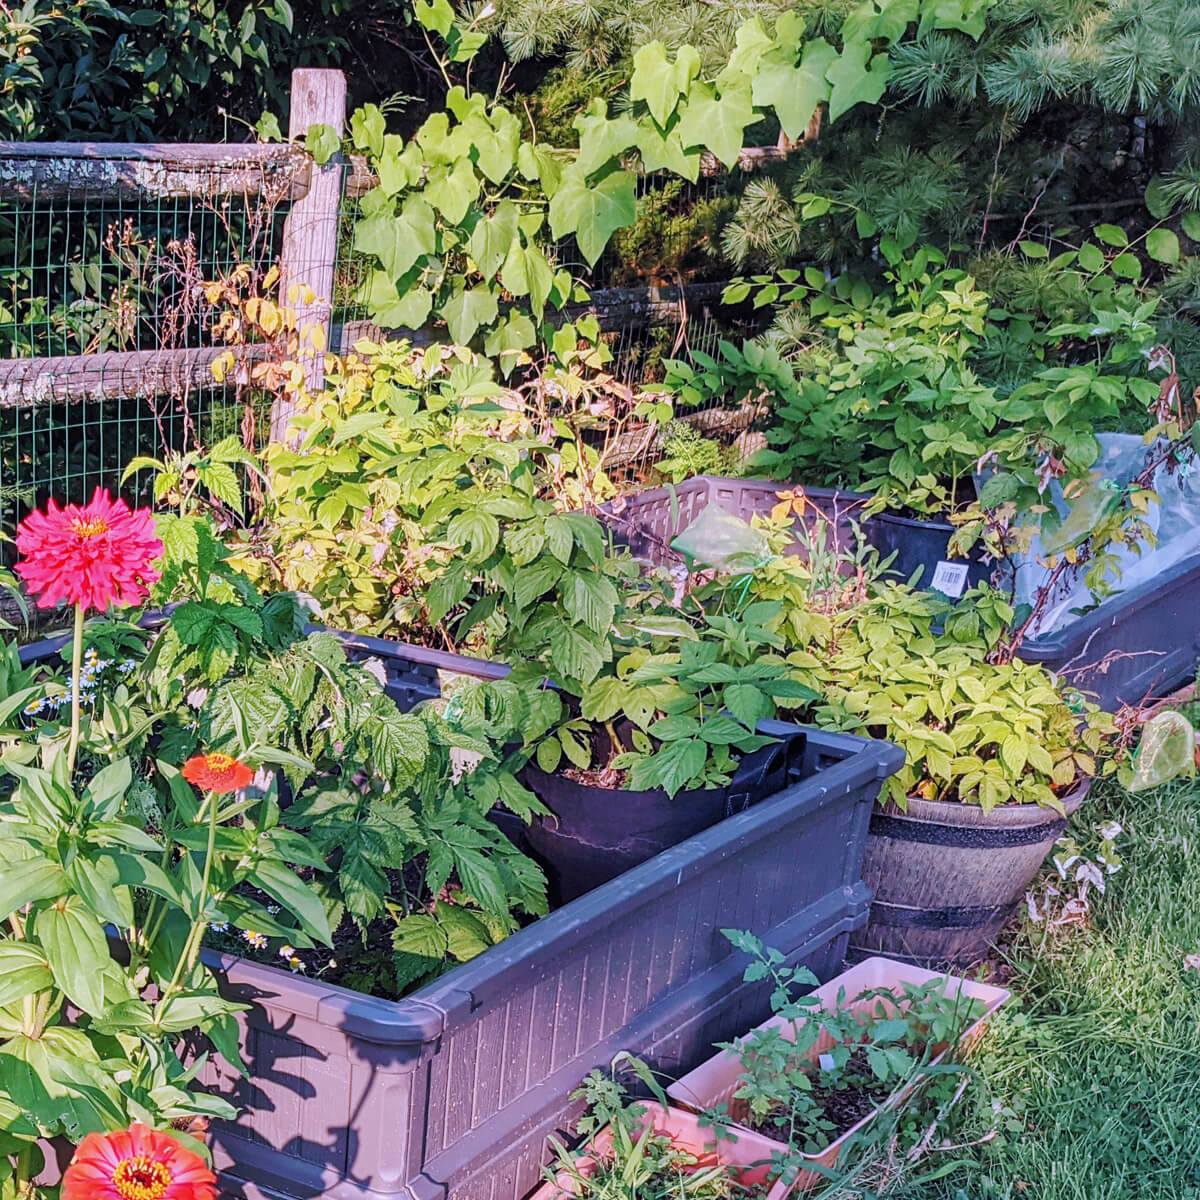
[206,721,900,1200]
[1017,550,1200,711]
[599,475,868,566]
[666,957,1010,1191]
[18,627,902,1200]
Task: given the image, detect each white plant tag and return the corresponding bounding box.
[818,1053,836,1072]
[930,560,970,598]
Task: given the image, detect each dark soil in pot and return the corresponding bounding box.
[522,726,807,904]
[742,1046,892,1145]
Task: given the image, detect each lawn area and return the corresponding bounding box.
[851,776,1200,1200]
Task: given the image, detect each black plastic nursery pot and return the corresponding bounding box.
[599,474,869,566]
[849,780,1088,968]
[866,511,992,596]
[521,728,808,903]
[18,624,904,1200]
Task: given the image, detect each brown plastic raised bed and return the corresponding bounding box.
[599,475,869,566]
[203,722,901,1200]
[18,626,901,1200]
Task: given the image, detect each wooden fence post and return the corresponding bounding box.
[272,68,347,444]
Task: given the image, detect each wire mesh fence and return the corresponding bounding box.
[0,104,757,528]
[0,150,302,532]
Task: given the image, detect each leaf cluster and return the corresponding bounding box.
[718,929,985,1156]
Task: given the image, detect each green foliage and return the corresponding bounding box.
[243,340,635,692]
[522,605,818,797]
[691,542,1117,811]
[607,179,735,286]
[719,929,985,1156]
[351,0,991,350]
[654,421,738,484]
[548,1055,751,1198]
[0,0,417,141]
[728,239,1175,532]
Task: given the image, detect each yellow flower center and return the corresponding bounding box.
[204,753,236,770]
[71,516,110,538]
[112,1157,172,1200]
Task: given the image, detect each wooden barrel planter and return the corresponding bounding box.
[850,781,1089,966]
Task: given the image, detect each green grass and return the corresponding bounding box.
[824,777,1200,1200]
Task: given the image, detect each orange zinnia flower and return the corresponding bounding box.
[14,488,162,613]
[181,753,254,794]
[62,1124,216,1200]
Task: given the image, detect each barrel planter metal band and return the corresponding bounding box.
[851,782,1089,967]
[867,901,1020,930]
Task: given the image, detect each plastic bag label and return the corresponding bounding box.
[930,561,969,598]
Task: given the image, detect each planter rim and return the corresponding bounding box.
[880,778,1089,828]
[520,722,807,804]
[608,474,869,506]
[207,723,902,1046]
[870,510,955,533]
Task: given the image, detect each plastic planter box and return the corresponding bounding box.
[528,1102,791,1200]
[667,957,1010,1192]
[18,624,902,1200]
[599,476,988,598]
[205,724,900,1200]
[1014,550,1200,711]
[599,476,869,566]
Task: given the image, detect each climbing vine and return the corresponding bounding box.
[344,0,996,356]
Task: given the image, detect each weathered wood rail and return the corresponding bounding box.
[0,69,343,428]
[0,142,311,203]
[0,347,272,408]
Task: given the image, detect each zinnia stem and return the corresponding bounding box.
[66,601,85,777]
[163,790,220,999]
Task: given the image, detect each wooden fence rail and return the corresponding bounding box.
[0,69,345,432]
[0,142,312,203]
[0,71,733,427]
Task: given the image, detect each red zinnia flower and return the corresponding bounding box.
[182,752,255,794]
[62,1123,217,1200]
[15,488,163,613]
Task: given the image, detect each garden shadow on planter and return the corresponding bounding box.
[199,699,901,1199]
[18,626,900,1200]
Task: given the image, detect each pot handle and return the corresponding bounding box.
[725,728,808,817]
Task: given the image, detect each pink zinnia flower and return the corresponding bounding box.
[15,488,162,612]
[62,1123,217,1200]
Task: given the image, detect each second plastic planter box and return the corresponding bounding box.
[1015,549,1200,710]
[203,722,900,1200]
[666,957,1011,1191]
[599,475,869,566]
[19,624,900,1200]
[599,475,1200,710]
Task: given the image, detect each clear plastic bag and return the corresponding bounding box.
[987,435,1200,636]
[1128,710,1198,793]
[671,506,771,572]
